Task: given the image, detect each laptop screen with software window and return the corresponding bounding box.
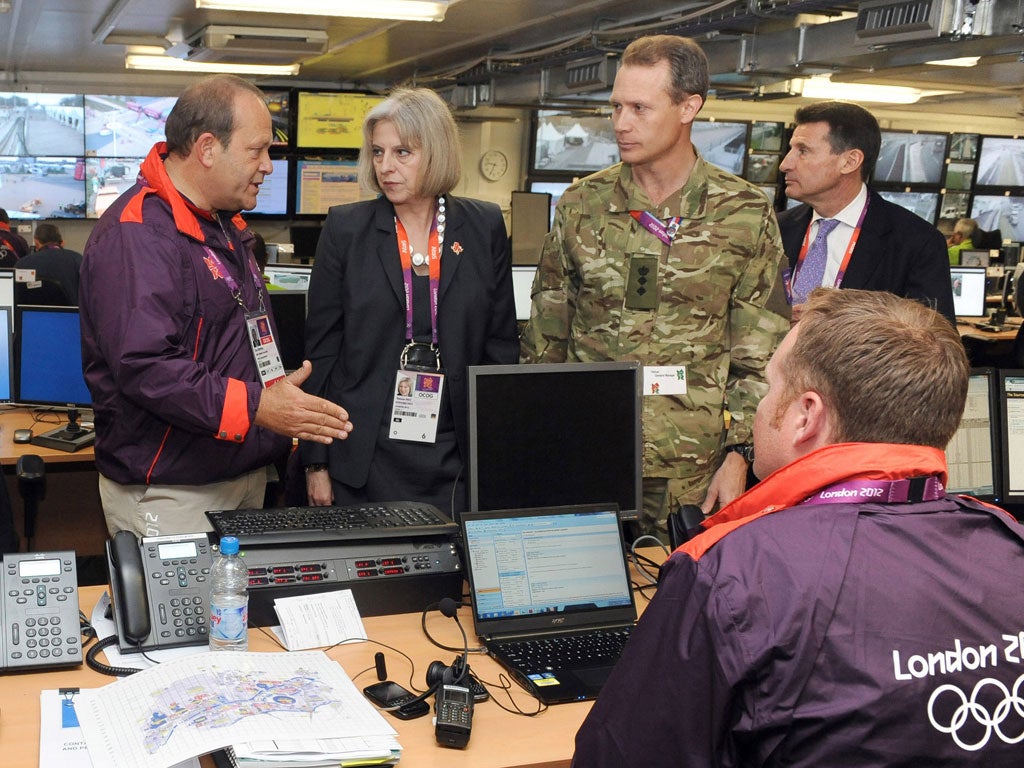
[950,266,987,318]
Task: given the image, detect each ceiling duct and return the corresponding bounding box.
[184,25,329,65]
[564,56,615,92]
[854,0,997,45]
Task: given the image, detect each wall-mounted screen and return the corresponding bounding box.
[944,161,975,190]
[0,92,84,157]
[248,157,289,216]
[758,185,778,206]
[294,159,363,215]
[946,368,1000,501]
[746,152,779,184]
[468,361,643,521]
[877,190,938,224]
[999,371,1024,503]
[948,133,978,161]
[295,91,383,150]
[84,95,176,157]
[0,156,85,219]
[531,110,617,174]
[971,194,1024,242]
[264,89,290,147]
[976,136,1024,188]
[750,121,784,152]
[692,120,747,176]
[874,131,947,185]
[84,156,143,219]
[15,305,91,408]
[939,191,971,222]
[950,265,987,317]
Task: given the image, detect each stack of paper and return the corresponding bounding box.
[232,734,401,767]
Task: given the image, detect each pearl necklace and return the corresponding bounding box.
[410,196,446,267]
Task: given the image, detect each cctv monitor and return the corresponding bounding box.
[976,136,1024,188]
[264,264,312,292]
[0,92,84,156]
[0,156,86,219]
[83,95,176,157]
[874,130,947,185]
[945,368,1001,501]
[692,120,747,176]
[950,266,987,318]
[468,361,643,521]
[248,157,290,216]
[876,190,939,224]
[15,305,91,409]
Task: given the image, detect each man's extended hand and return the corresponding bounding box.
[254,361,353,444]
[700,450,749,515]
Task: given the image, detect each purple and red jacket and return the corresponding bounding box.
[574,443,1024,767]
[80,142,289,486]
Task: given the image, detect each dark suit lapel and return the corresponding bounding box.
[374,198,406,308]
[438,196,464,304]
[841,192,889,289]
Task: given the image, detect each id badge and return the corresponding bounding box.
[246,311,287,387]
[643,365,687,396]
[389,369,444,443]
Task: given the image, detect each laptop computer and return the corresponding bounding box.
[461,503,637,704]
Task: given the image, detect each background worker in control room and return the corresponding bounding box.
[520,34,787,537]
[80,74,352,538]
[573,288,1024,768]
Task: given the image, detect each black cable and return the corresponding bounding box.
[419,601,486,655]
[85,635,144,677]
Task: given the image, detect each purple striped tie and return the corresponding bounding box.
[793,218,839,304]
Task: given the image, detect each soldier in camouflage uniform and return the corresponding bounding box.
[520,35,788,536]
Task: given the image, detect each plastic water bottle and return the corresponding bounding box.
[209,535,249,652]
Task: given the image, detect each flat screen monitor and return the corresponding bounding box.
[999,370,1024,503]
[511,265,536,322]
[268,291,306,373]
[874,131,947,185]
[84,156,143,219]
[959,249,991,268]
[876,190,938,224]
[944,161,975,191]
[263,89,290,147]
[295,91,383,150]
[948,133,979,161]
[84,95,176,157]
[289,226,322,262]
[950,265,987,318]
[971,194,1024,243]
[248,157,289,216]
[264,264,312,292]
[746,152,779,184]
[528,180,572,226]
[468,361,643,521]
[531,110,617,174]
[0,92,84,157]
[692,120,747,176]
[510,191,550,267]
[0,156,86,219]
[15,305,91,408]
[294,159,363,215]
[750,121,784,152]
[945,368,1001,501]
[0,307,12,403]
[976,136,1024,188]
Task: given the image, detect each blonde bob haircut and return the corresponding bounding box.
[358,87,462,199]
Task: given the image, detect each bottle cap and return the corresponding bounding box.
[219,536,240,555]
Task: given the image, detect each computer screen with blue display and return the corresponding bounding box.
[15,305,91,408]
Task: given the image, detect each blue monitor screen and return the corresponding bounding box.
[16,306,91,407]
[0,308,11,402]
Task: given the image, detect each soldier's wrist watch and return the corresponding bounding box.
[725,444,754,463]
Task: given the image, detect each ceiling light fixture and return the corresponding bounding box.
[125,46,300,76]
[925,56,981,67]
[194,0,449,22]
[798,75,931,105]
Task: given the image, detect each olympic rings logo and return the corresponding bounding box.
[928,673,1024,751]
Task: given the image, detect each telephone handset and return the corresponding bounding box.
[106,530,213,653]
[1,551,82,672]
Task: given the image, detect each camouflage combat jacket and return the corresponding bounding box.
[520,157,787,480]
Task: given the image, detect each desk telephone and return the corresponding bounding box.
[106,530,213,653]
[0,551,81,671]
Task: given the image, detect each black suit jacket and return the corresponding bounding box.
[300,195,519,488]
[777,190,956,324]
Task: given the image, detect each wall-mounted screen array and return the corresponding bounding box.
[971,194,1024,243]
[0,92,84,157]
[976,137,1024,188]
[294,159,363,215]
[0,156,86,219]
[295,91,382,150]
[84,95,175,157]
[877,190,939,224]
[691,121,747,176]
[874,131,948,185]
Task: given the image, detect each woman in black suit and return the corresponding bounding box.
[300,87,518,520]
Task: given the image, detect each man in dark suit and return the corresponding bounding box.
[777,101,955,325]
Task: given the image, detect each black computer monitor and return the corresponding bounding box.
[268,291,307,373]
[468,361,643,521]
[15,305,91,409]
[946,368,1001,501]
[950,266,987,318]
[998,370,1024,503]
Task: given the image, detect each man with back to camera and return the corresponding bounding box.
[520,35,788,536]
[777,101,956,325]
[0,207,28,267]
[573,287,1024,767]
[17,222,82,304]
[79,74,353,538]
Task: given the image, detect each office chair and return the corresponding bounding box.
[974,228,1003,251]
[14,278,73,307]
[16,454,45,551]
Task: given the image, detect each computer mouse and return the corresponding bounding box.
[13,428,32,444]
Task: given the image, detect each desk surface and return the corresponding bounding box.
[0,559,663,768]
[0,407,96,466]
[957,317,1022,342]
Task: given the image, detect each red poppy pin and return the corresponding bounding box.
[452,242,463,254]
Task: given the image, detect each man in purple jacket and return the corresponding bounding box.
[80,75,352,537]
[574,288,1024,767]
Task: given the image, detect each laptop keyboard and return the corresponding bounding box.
[497,627,633,670]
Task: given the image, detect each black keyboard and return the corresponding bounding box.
[495,627,633,670]
[205,502,458,546]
